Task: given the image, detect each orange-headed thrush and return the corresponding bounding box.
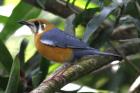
[19,19,118,63]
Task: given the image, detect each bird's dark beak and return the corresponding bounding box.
[18,20,33,26]
[18,20,37,34]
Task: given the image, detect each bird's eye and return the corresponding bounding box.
[41,23,46,30]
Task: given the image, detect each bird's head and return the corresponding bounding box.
[18,19,54,34]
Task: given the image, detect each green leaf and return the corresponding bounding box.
[25,52,41,73]
[18,39,29,69]
[0,15,8,24]
[90,26,113,48]
[131,17,140,37]
[32,57,50,87]
[0,39,13,72]
[5,55,20,93]
[39,57,50,82]
[85,0,92,9]
[65,14,75,36]
[91,0,112,7]
[0,76,9,90]
[83,3,119,42]
[73,8,100,28]
[0,1,41,41]
[124,1,140,20]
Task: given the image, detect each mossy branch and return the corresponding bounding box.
[30,40,140,93]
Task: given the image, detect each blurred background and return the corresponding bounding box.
[0,0,140,93]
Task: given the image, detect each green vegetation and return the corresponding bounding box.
[0,0,140,93]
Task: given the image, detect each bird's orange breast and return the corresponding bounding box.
[34,33,73,63]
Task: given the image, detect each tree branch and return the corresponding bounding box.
[22,0,82,18]
[30,40,140,93]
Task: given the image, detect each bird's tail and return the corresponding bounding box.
[93,50,120,57]
[74,49,120,59]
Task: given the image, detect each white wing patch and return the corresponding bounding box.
[40,39,55,46]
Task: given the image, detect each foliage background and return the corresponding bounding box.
[0,0,140,93]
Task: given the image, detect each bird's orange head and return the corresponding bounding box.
[19,19,55,34]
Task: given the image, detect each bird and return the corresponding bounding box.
[19,18,119,63]
[18,19,119,77]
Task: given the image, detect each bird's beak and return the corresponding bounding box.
[18,20,36,33]
[18,20,33,26]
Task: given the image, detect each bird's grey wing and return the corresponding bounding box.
[40,28,119,57]
[40,28,93,49]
